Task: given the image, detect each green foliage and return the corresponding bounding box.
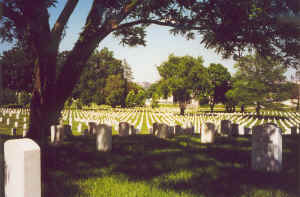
[206,63,231,111]
[18,91,31,107]
[125,89,146,107]
[151,93,159,108]
[72,47,133,106]
[135,89,146,106]
[125,90,136,108]
[228,54,290,114]
[157,54,210,114]
[0,47,33,92]
[2,88,17,105]
[104,74,125,108]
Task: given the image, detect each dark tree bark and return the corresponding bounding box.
[210,103,214,112]
[179,102,186,115]
[256,102,261,116]
[241,104,245,113]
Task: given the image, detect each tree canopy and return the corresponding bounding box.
[72,47,132,106]
[228,54,293,114]
[0,0,299,146]
[157,54,210,115]
[0,47,33,92]
[207,63,231,112]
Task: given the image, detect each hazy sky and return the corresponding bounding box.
[1,1,296,83]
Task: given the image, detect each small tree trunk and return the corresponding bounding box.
[297,94,299,111]
[210,103,214,112]
[256,102,261,116]
[179,102,186,115]
[241,104,245,113]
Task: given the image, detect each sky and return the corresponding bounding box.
[1,1,296,83]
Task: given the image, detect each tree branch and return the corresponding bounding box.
[0,2,22,23]
[113,18,202,31]
[51,0,79,47]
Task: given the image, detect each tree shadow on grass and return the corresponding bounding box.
[45,134,298,197]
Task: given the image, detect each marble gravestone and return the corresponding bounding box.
[201,122,217,143]
[96,124,112,152]
[50,125,64,144]
[183,121,194,135]
[291,126,297,136]
[129,125,137,135]
[152,122,159,136]
[221,120,231,135]
[175,125,183,135]
[119,122,129,136]
[11,128,16,136]
[156,123,172,139]
[63,124,73,139]
[4,138,41,197]
[230,123,239,137]
[251,123,282,173]
[88,122,97,136]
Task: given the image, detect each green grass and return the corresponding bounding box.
[37,134,298,197]
[0,108,298,197]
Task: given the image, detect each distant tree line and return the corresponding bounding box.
[0,47,147,108]
[0,47,296,114]
[150,54,294,115]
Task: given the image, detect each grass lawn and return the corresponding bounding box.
[37,134,298,197]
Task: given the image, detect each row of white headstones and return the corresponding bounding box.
[0,120,290,197]
[0,108,299,137]
[60,109,300,135]
[0,108,297,197]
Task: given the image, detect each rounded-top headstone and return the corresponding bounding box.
[252,123,282,173]
[230,123,239,137]
[129,125,136,135]
[201,122,216,143]
[221,120,231,135]
[119,122,129,136]
[152,122,159,136]
[88,122,97,135]
[157,123,171,139]
[96,124,112,152]
[175,125,182,135]
[63,124,73,139]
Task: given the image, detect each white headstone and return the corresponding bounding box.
[11,128,16,136]
[50,125,64,144]
[50,125,56,143]
[77,123,82,133]
[6,118,9,126]
[252,123,282,172]
[55,125,64,144]
[4,138,41,197]
[201,122,216,143]
[22,129,28,138]
[96,124,112,152]
[88,122,97,135]
[221,120,231,135]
